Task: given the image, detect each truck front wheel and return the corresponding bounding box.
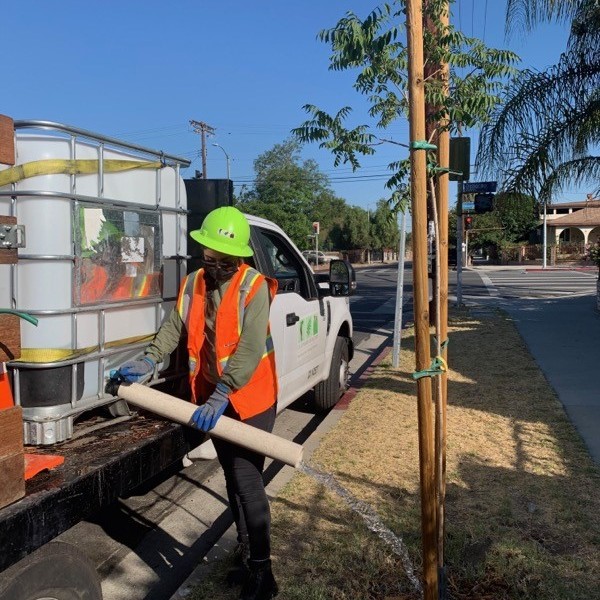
[0,541,102,600]
[313,336,349,412]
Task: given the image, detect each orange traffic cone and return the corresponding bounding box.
[0,363,14,409]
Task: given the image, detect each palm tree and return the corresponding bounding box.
[476,0,600,203]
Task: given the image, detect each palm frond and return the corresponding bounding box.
[505,0,585,37]
[537,156,600,201]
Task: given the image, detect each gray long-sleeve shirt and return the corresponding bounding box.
[144,274,270,392]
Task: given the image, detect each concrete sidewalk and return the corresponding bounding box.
[466,265,600,465]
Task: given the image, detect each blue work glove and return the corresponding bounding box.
[110,356,155,383]
[190,383,230,432]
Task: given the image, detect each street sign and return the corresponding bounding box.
[463,181,497,194]
[461,192,476,213]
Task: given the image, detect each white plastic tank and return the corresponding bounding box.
[0,121,190,443]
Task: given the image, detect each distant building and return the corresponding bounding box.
[544,194,600,246]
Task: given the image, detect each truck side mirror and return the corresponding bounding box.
[329,260,356,296]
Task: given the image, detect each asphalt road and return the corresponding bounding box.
[55,264,408,600]
[453,263,597,302]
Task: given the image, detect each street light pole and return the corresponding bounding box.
[366,204,373,264]
[542,200,547,269]
[212,143,231,181]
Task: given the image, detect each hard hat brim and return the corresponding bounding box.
[190,229,254,257]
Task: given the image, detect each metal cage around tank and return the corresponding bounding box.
[0,121,191,444]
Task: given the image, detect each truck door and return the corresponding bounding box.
[251,226,327,411]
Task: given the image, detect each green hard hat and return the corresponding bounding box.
[190,206,253,257]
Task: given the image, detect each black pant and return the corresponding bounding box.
[213,404,276,562]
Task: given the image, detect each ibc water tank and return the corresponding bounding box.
[0,121,190,444]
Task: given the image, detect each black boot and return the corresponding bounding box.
[240,559,278,600]
[225,542,250,587]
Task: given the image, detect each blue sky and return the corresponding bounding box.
[3,1,581,212]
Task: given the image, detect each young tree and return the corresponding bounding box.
[293,1,518,210]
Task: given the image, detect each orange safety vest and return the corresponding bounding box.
[176,263,278,420]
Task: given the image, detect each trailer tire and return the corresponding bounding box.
[313,336,349,412]
[0,541,102,600]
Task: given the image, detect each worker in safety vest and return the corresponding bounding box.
[111,206,279,600]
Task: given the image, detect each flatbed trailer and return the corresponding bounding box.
[0,410,201,599]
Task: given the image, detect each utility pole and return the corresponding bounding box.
[189,120,215,179]
[406,0,438,597]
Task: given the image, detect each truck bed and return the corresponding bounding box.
[0,410,202,573]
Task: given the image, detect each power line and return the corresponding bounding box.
[228,172,398,186]
[483,0,488,42]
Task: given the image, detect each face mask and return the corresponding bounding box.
[202,256,239,282]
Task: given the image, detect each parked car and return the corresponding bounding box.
[302,250,339,265]
[302,250,327,264]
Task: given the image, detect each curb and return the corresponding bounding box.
[335,344,392,410]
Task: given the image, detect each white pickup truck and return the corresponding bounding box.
[241,214,354,413]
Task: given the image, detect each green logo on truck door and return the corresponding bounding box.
[298,314,319,343]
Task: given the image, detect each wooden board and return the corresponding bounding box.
[0,314,21,362]
[0,115,15,165]
[0,215,18,265]
[0,406,25,509]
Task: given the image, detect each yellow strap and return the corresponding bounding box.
[0,159,163,187]
[15,334,155,364]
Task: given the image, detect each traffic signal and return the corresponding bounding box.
[465,216,474,230]
[474,193,494,214]
[312,221,320,235]
[449,137,471,181]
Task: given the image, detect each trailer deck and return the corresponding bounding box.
[0,410,202,573]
